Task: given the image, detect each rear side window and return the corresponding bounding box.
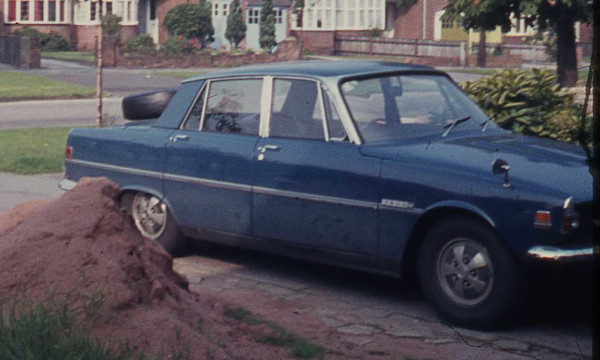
[202,79,262,135]
[269,79,325,140]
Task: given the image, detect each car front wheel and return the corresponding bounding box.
[418,217,524,329]
[130,192,184,254]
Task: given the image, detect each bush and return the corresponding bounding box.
[102,13,122,44]
[121,34,156,56]
[160,37,201,56]
[163,3,214,48]
[460,68,589,143]
[13,27,71,51]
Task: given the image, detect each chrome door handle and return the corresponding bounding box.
[169,135,190,142]
[258,145,282,153]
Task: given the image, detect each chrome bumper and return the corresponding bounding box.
[58,178,77,191]
[526,245,594,262]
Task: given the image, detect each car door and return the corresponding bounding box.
[163,78,262,235]
[252,78,381,255]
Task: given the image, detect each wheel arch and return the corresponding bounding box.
[117,186,178,222]
[401,202,497,279]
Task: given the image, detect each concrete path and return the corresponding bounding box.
[0,172,63,211]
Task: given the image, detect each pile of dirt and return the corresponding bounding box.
[0,178,296,359]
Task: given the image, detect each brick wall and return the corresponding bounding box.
[466,54,522,68]
[0,35,41,68]
[291,30,335,55]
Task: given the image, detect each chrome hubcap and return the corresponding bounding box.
[131,193,167,240]
[437,238,494,307]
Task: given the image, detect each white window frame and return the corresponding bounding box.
[73,0,138,25]
[4,0,72,24]
[291,0,384,31]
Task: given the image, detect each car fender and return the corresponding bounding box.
[422,200,496,229]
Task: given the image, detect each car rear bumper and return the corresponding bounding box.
[526,245,594,262]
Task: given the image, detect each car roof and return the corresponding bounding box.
[184,60,444,83]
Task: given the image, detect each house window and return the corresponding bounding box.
[213,3,218,16]
[48,0,56,21]
[275,8,282,24]
[8,0,16,21]
[291,0,384,31]
[35,0,44,21]
[247,8,259,24]
[20,0,29,21]
[106,2,112,14]
[442,18,453,29]
[90,1,96,20]
[222,3,227,16]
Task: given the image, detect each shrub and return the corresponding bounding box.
[460,68,588,143]
[163,3,214,48]
[102,13,122,44]
[160,36,200,56]
[121,34,156,55]
[13,27,71,51]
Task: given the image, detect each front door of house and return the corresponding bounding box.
[139,0,158,43]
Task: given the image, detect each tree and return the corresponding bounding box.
[259,0,276,51]
[225,0,246,49]
[517,0,591,87]
[102,13,122,45]
[163,2,214,48]
[443,0,514,68]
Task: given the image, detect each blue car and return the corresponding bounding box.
[60,61,593,329]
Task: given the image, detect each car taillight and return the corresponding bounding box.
[534,211,552,229]
[65,146,73,159]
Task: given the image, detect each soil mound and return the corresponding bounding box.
[0,178,244,358]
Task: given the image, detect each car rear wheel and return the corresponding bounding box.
[130,192,184,254]
[417,216,524,329]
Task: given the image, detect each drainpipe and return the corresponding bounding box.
[422,0,426,39]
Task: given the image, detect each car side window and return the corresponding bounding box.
[322,88,347,141]
[269,79,325,140]
[183,87,206,130]
[202,79,262,135]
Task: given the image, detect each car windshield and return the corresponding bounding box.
[341,74,495,142]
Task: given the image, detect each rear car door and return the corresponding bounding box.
[163,78,262,235]
[252,78,381,255]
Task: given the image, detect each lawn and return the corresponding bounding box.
[150,71,206,79]
[42,51,95,64]
[0,72,96,101]
[0,127,71,174]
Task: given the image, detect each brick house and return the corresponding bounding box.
[0,0,290,50]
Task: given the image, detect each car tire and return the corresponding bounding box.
[417,216,524,329]
[130,192,184,254]
[122,90,176,120]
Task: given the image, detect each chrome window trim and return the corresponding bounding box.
[260,75,273,137]
[199,81,210,131]
[180,81,208,130]
[322,79,362,145]
[317,84,329,141]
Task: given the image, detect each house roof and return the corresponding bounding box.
[246,0,291,7]
[184,60,442,83]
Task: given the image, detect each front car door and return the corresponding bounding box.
[252,77,381,255]
[163,78,262,235]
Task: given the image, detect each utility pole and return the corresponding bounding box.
[96,0,103,128]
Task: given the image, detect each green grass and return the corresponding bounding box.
[224,306,324,359]
[42,51,95,64]
[150,71,205,80]
[0,127,71,174]
[0,72,96,101]
[0,297,134,360]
